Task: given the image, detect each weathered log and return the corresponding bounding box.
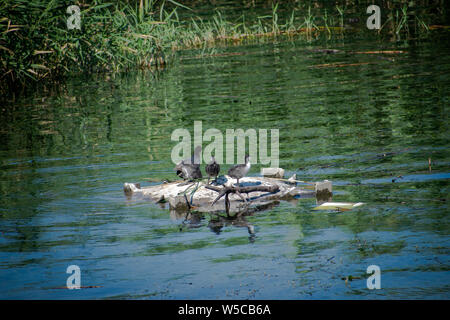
[205,184,279,194]
[123,175,332,214]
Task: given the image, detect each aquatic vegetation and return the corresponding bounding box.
[323,8,332,35]
[395,5,410,34]
[380,3,431,38]
[0,0,438,97]
[0,0,181,95]
[335,4,345,30]
[299,6,318,35]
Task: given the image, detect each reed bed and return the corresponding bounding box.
[0,0,435,96]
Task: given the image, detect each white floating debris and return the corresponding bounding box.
[261,167,285,178]
[315,180,332,194]
[313,202,365,211]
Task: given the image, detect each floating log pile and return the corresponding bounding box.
[124,172,332,215]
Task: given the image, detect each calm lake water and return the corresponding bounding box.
[0,30,449,299]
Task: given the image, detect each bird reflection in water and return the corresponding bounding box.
[208,213,256,243]
[171,209,256,242]
[171,198,280,243]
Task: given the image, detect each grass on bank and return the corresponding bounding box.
[0,0,433,97]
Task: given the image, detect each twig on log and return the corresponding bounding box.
[205,184,280,207]
[225,193,230,214]
[183,193,192,210]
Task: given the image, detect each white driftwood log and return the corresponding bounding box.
[124,175,332,214]
[261,167,285,178]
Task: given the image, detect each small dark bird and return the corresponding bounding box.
[227,154,251,187]
[205,156,220,184]
[176,160,202,180]
[174,145,202,181]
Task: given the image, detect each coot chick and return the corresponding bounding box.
[205,156,220,184]
[227,154,251,187]
[176,160,203,180]
[174,145,202,181]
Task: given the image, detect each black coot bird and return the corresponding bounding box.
[176,160,203,181]
[205,156,220,184]
[174,145,202,181]
[174,146,203,205]
[227,154,251,187]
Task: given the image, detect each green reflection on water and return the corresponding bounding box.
[0,31,449,299]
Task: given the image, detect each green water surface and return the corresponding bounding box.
[0,30,449,299]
